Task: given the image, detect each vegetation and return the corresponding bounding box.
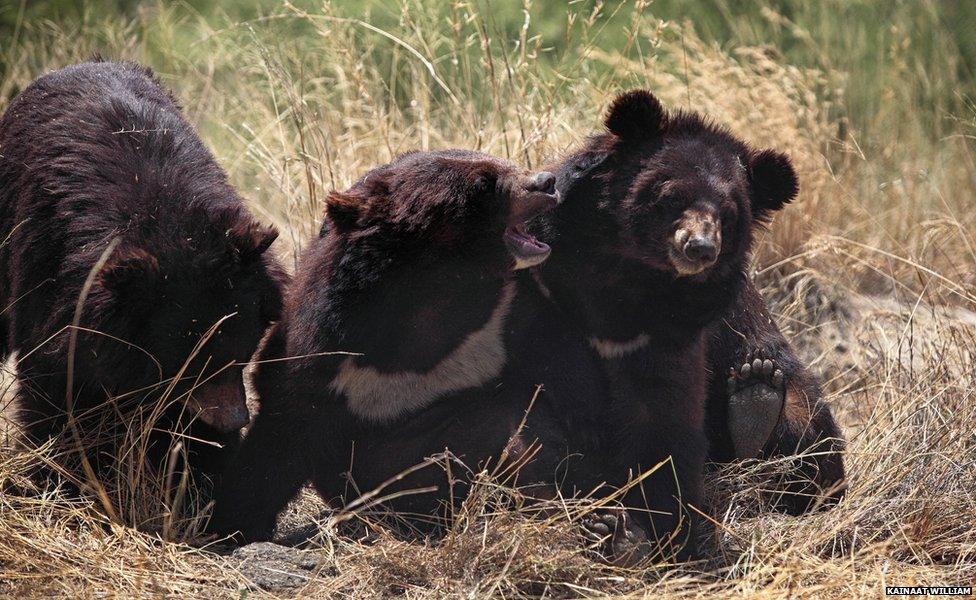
[0,1,973,597]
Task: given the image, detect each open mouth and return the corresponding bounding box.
[505,223,551,269]
[504,191,559,270]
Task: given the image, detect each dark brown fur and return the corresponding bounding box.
[210,150,613,542]
[548,91,846,519]
[534,90,806,559]
[0,60,286,493]
[705,281,846,512]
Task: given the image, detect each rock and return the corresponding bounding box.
[231,541,325,591]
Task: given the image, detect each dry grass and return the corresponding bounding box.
[1,1,974,597]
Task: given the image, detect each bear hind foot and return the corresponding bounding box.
[581,508,653,567]
[727,349,785,459]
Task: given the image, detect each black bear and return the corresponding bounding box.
[0,60,286,497]
[547,90,846,517]
[523,89,827,561]
[210,149,619,544]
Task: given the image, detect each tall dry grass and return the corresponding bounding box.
[1,1,974,597]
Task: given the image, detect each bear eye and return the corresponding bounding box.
[471,172,497,194]
[646,186,675,207]
[573,152,608,178]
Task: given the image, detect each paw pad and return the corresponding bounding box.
[581,508,650,567]
[726,348,786,459]
[727,348,785,395]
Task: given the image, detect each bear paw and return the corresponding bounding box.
[727,348,785,459]
[581,508,651,567]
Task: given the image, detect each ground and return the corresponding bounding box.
[3,281,973,597]
[0,1,974,598]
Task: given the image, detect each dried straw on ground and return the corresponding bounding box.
[1,2,973,597]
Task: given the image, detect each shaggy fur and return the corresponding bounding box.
[704,281,846,513]
[210,150,612,543]
[548,91,846,518]
[0,60,286,492]
[534,89,812,560]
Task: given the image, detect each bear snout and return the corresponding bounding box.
[684,235,718,263]
[510,172,560,224]
[526,171,557,195]
[189,377,251,432]
[669,210,722,275]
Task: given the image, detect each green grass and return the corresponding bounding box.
[4,0,973,142]
[0,1,974,597]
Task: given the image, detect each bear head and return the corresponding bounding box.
[85,205,286,433]
[552,89,798,283]
[323,149,558,276]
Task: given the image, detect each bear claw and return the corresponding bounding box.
[581,508,651,567]
[727,348,785,459]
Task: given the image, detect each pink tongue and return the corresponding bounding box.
[514,224,544,248]
[504,222,551,269]
[518,232,539,248]
[509,229,545,252]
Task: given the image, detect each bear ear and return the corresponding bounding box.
[99,247,160,296]
[228,219,279,262]
[748,149,799,221]
[605,89,667,141]
[324,190,364,232]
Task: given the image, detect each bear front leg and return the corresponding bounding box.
[704,279,793,462]
[581,464,703,565]
[11,368,83,493]
[618,416,706,564]
[641,439,705,562]
[705,279,846,512]
[209,407,318,543]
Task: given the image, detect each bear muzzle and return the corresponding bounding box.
[669,210,722,276]
[504,171,560,270]
[188,377,250,432]
[527,171,557,195]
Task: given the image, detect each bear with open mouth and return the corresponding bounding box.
[209,149,618,543]
[524,89,842,561]
[0,60,286,497]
